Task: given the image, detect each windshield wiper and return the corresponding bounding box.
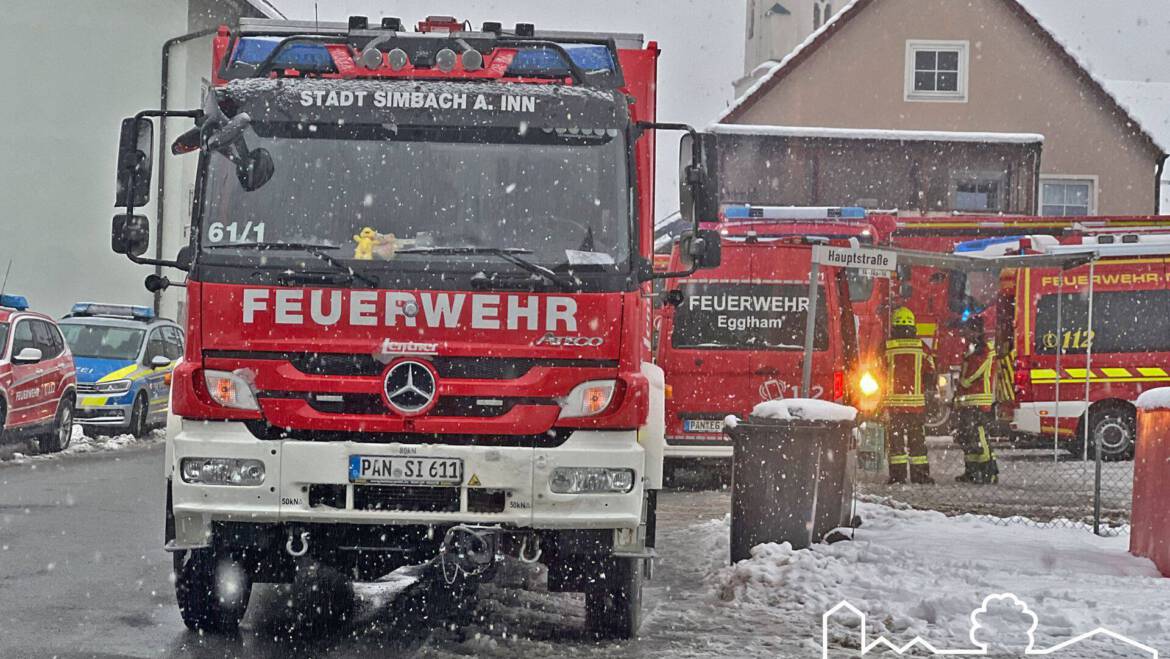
[397,246,576,290]
[203,242,377,287]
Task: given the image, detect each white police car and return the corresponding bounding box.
[59,303,184,437]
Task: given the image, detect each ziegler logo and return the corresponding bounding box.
[533,333,603,347]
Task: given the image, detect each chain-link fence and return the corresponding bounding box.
[854,422,1132,534]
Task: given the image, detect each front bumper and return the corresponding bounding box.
[168,419,645,548]
[664,437,732,459]
[1011,401,1087,436]
[74,404,130,426]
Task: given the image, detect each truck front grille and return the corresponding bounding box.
[204,350,616,379]
[353,485,460,513]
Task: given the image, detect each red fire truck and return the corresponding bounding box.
[963,233,1170,461]
[655,206,889,470]
[108,16,720,637]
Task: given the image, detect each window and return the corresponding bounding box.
[11,321,35,357]
[671,282,828,351]
[813,1,831,29]
[145,329,169,364]
[60,324,146,361]
[952,173,1005,212]
[1035,290,1170,354]
[162,327,184,360]
[905,40,969,101]
[1041,177,1096,216]
[31,321,63,359]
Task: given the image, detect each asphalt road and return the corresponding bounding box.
[0,446,753,659]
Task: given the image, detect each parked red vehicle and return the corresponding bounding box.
[656,208,887,468]
[959,233,1170,460]
[0,294,77,452]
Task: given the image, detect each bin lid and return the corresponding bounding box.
[749,399,857,424]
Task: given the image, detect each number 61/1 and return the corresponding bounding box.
[207,221,265,243]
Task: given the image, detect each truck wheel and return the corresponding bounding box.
[128,394,148,439]
[1074,406,1136,462]
[291,559,354,629]
[174,549,252,632]
[38,395,74,453]
[585,556,643,639]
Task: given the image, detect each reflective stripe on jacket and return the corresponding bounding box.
[957,343,995,410]
[883,337,933,411]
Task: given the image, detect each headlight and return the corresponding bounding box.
[549,467,635,494]
[558,380,616,418]
[203,370,260,410]
[93,379,132,395]
[859,372,880,397]
[180,458,266,486]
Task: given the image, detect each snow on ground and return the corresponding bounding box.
[398,493,1167,657]
[715,502,1170,657]
[0,425,163,465]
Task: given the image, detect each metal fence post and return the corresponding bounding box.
[1084,261,1103,535]
[802,256,821,398]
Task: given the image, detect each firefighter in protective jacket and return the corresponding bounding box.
[882,307,935,484]
[954,316,1000,484]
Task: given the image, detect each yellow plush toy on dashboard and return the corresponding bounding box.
[353,227,377,260]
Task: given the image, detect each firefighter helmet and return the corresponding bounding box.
[892,307,916,327]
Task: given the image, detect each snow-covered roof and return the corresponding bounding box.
[715,0,1165,155]
[711,124,1044,144]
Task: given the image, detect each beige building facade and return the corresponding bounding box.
[720,0,1166,215]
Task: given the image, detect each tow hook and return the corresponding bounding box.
[437,525,499,584]
[519,535,542,563]
[286,530,310,557]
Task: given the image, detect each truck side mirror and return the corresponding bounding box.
[678,133,718,226]
[679,229,722,270]
[112,214,151,257]
[115,117,154,207]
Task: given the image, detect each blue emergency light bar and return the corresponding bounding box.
[953,236,1024,253]
[69,302,154,320]
[231,37,336,71]
[723,205,867,221]
[0,294,29,311]
[229,36,616,77]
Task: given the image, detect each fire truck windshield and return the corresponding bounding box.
[198,123,630,272]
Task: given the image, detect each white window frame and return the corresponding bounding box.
[1040,175,1098,216]
[904,39,969,103]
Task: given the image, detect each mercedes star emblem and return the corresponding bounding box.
[383,360,437,415]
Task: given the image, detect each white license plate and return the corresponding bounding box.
[683,419,725,433]
[348,455,463,485]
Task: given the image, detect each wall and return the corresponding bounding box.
[0,1,188,317]
[729,0,1161,215]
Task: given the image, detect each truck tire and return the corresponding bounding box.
[174,548,252,632]
[1073,405,1136,462]
[38,394,74,453]
[585,556,643,639]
